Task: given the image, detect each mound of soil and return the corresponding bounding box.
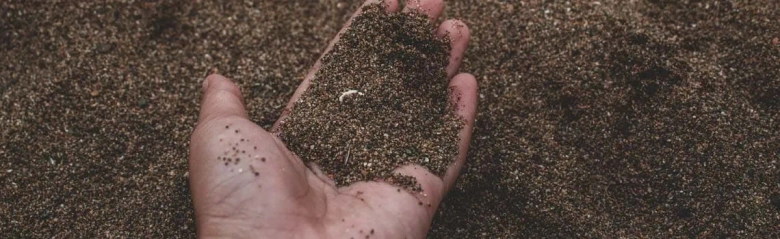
[280,4,460,190]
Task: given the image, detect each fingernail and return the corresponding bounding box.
[202,78,210,92]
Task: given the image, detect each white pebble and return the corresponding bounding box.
[338,90,364,102]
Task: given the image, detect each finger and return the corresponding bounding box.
[390,73,478,216]
[403,0,445,21]
[384,0,401,12]
[198,74,249,125]
[271,0,399,132]
[441,73,478,192]
[437,20,471,78]
[391,164,446,218]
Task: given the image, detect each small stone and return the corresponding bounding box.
[137,98,149,108]
[96,43,115,54]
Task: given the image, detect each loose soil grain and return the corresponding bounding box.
[279,4,461,189]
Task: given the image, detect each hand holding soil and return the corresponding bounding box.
[188,0,477,237]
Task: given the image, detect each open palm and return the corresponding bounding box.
[188,0,477,238]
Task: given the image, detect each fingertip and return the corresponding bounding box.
[438,20,471,78]
[384,0,400,12]
[439,20,471,46]
[198,74,249,125]
[202,76,211,92]
[364,0,399,12]
[403,0,445,21]
[204,74,242,98]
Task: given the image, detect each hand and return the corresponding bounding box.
[188,0,477,238]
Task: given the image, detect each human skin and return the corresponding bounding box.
[188,0,477,238]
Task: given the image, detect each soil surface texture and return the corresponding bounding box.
[1,0,779,238]
[280,4,460,190]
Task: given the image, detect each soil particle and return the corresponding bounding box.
[137,98,150,108]
[95,43,115,54]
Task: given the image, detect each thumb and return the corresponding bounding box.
[441,73,478,193]
[197,74,249,125]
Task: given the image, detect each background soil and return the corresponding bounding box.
[1,0,779,238]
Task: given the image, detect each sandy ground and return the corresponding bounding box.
[1,0,779,238]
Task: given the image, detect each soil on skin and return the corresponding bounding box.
[279,4,460,190]
[1,0,779,238]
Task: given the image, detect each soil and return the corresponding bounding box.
[279,4,460,190]
[1,0,779,238]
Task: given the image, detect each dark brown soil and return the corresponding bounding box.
[0,0,351,237]
[280,4,460,189]
[1,0,779,238]
[433,1,780,237]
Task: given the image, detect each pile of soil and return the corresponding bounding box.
[432,0,780,237]
[280,4,460,189]
[1,0,779,238]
